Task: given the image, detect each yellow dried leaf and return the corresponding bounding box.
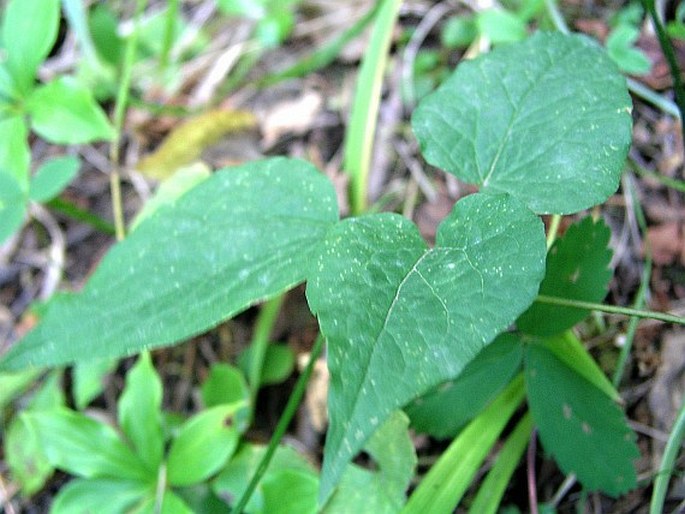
[136,110,256,179]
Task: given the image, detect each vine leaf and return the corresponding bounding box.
[307,192,546,501]
[0,158,338,370]
[412,32,632,214]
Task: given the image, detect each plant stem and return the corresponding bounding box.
[627,77,681,119]
[534,295,684,325]
[543,0,570,34]
[650,396,685,514]
[641,0,685,140]
[546,214,562,249]
[345,0,402,216]
[247,294,286,414]
[629,158,685,193]
[231,333,325,514]
[109,0,148,241]
[527,429,539,514]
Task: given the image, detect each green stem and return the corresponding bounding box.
[650,396,685,514]
[543,0,570,34]
[534,295,684,325]
[160,0,179,73]
[231,334,325,514]
[345,0,402,216]
[546,214,562,249]
[247,294,286,413]
[641,0,685,140]
[627,77,681,119]
[629,158,685,193]
[109,0,148,241]
[46,198,116,235]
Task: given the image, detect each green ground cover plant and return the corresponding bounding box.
[1,1,685,512]
[0,0,114,243]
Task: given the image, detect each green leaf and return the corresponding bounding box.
[238,343,295,386]
[262,470,318,514]
[167,403,243,487]
[307,192,545,500]
[26,76,115,144]
[88,4,125,66]
[5,415,54,494]
[28,369,65,409]
[117,352,165,472]
[517,216,613,336]
[325,411,417,514]
[0,158,338,370]
[29,155,81,203]
[525,343,638,496]
[534,333,620,401]
[72,357,117,410]
[0,63,19,99]
[133,490,194,514]
[25,407,151,481]
[476,9,527,44]
[402,375,526,514]
[174,484,230,514]
[201,363,250,408]
[606,25,652,75]
[212,443,318,513]
[0,115,30,187]
[131,163,211,231]
[467,413,534,514]
[412,32,632,214]
[0,172,27,244]
[201,362,250,432]
[0,368,40,410]
[51,478,151,514]
[440,15,477,48]
[217,0,268,19]
[405,333,523,439]
[1,0,60,93]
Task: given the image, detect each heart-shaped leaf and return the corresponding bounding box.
[0,158,338,370]
[307,192,545,500]
[412,32,632,214]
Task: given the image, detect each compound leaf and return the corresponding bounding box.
[27,77,115,144]
[525,343,638,496]
[117,352,164,473]
[1,0,60,94]
[307,192,545,500]
[23,408,150,481]
[0,158,338,370]
[412,32,632,214]
[517,216,613,336]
